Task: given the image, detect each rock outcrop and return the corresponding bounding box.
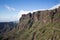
[18,6,60,30]
[20,7,60,22]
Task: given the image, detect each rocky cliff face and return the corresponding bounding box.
[18,6,60,30]
[0,6,60,40]
[21,7,60,22]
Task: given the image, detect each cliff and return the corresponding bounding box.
[18,6,60,30]
[0,6,60,40]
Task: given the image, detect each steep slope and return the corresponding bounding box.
[0,6,60,40]
[15,6,60,40]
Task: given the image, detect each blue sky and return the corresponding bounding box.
[0,0,60,22]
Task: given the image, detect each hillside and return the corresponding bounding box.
[0,22,17,33]
[0,6,60,40]
[0,22,17,40]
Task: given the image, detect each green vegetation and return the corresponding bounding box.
[1,21,60,40]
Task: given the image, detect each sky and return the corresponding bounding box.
[0,0,60,22]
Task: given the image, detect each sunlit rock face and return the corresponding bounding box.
[18,7,60,30]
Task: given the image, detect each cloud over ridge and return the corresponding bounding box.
[49,4,60,10]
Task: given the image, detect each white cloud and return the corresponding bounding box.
[49,4,60,10]
[5,5,16,11]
